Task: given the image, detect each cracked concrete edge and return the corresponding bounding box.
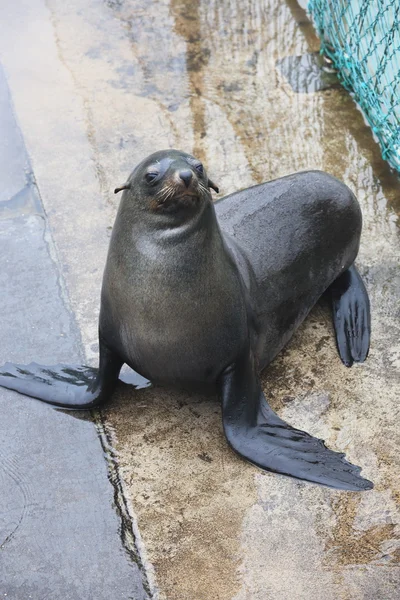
[95,411,161,599]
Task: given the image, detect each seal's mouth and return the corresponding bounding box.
[173,193,199,202]
[157,192,201,212]
[152,179,209,212]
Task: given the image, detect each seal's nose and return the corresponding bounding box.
[179,169,193,188]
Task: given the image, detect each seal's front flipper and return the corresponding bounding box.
[329,265,371,367]
[218,350,373,491]
[0,340,122,409]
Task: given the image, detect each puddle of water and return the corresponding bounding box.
[276,52,339,93]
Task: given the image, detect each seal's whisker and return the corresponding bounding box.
[156,184,176,203]
[198,182,210,197]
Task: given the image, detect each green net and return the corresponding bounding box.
[308,0,400,171]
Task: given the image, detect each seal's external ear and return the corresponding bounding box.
[208,179,219,194]
[114,183,131,194]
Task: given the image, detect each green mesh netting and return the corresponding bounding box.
[308,0,400,171]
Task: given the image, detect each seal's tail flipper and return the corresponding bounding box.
[218,350,373,491]
[329,265,371,367]
[0,341,122,409]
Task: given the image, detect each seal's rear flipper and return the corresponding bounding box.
[329,265,371,367]
[218,350,373,491]
[0,340,122,409]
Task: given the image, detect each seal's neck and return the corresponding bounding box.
[154,199,220,243]
[121,197,223,251]
[111,196,230,278]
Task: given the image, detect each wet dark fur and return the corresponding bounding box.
[0,150,372,491]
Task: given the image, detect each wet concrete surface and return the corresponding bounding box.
[276,52,339,93]
[0,0,399,599]
[0,64,150,598]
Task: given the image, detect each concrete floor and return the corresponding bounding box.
[0,0,399,598]
[0,43,150,600]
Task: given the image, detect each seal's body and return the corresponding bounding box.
[215,172,364,370]
[101,185,247,388]
[0,150,372,491]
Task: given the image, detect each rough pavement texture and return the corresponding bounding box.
[0,0,399,599]
[0,49,150,600]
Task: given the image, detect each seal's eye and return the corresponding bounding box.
[195,163,204,175]
[145,172,158,184]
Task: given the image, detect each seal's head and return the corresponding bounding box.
[114,150,219,217]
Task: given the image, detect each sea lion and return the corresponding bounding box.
[0,149,372,491]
